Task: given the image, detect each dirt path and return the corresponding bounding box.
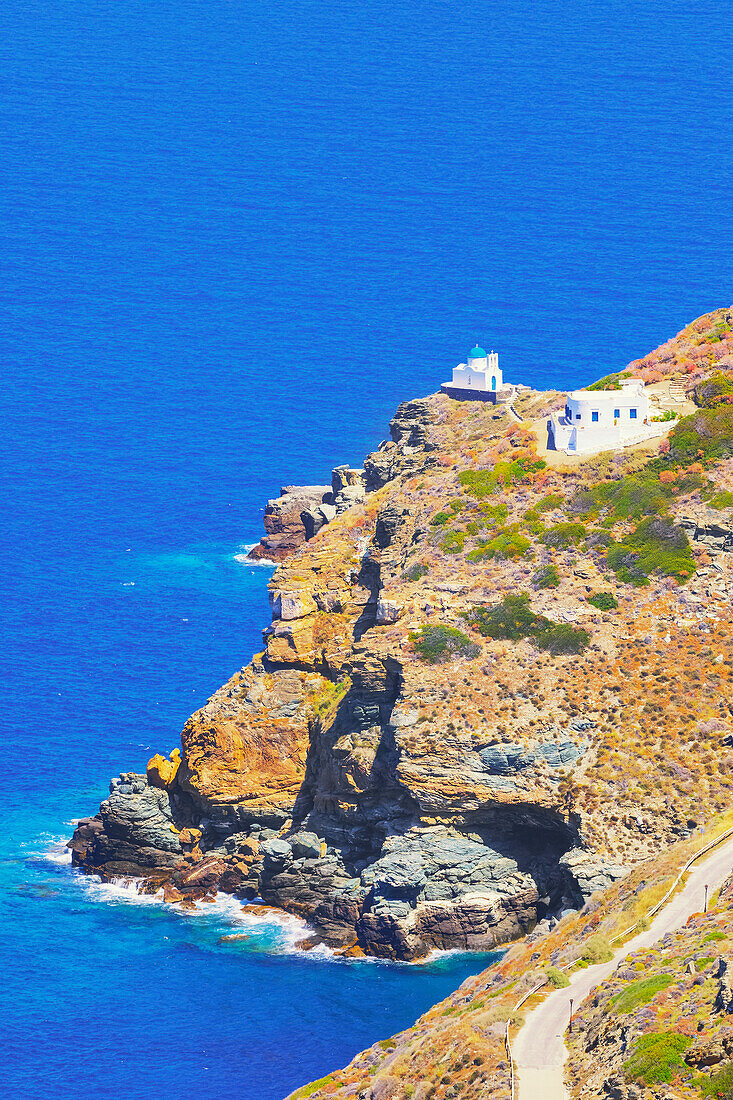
[512,836,733,1100]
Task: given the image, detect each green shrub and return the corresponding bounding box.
[587,592,618,610]
[534,622,590,655]
[611,974,673,1015]
[458,459,546,499]
[430,511,451,526]
[669,405,733,464]
[533,564,560,589]
[440,529,466,554]
[606,515,695,586]
[703,930,726,943]
[404,563,428,582]
[467,593,543,640]
[409,624,481,664]
[541,522,587,549]
[535,492,564,512]
[586,371,633,391]
[651,409,678,423]
[465,593,590,654]
[693,371,733,408]
[622,1032,692,1086]
[581,934,613,963]
[699,1060,733,1097]
[545,966,570,988]
[467,527,531,562]
[709,489,733,510]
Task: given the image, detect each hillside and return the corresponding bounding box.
[67,306,733,1091]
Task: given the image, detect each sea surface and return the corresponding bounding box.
[1,0,731,1096]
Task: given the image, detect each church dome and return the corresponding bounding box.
[469,345,487,358]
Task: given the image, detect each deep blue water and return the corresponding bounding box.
[1,0,731,1096]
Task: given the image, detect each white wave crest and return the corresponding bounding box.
[234,544,277,567]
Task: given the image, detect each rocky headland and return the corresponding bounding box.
[70,308,733,1086]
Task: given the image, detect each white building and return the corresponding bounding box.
[549,378,669,456]
[441,346,505,403]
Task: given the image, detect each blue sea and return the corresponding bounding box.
[1,0,731,1096]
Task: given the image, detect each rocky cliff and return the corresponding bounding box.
[71,308,733,969]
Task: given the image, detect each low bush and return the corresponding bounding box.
[709,489,733,510]
[669,405,733,464]
[465,594,590,654]
[651,409,678,423]
[467,527,531,562]
[611,974,673,1015]
[467,593,543,641]
[587,592,618,610]
[622,1032,692,1086]
[535,492,564,512]
[545,966,570,988]
[606,515,695,586]
[581,934,613,963]
[533,564,560,589]
[409,624,481,664]
[458,459,547,499]
[693,370,733,408]
[430,511,451,526]
[440,529,466,554]
[541,522,587,549]
[535,622,590,655]
[586,371,633,391]
[699,1060,733,1097]
[404,562,428,581]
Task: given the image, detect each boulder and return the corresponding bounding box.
[146,749,181,790]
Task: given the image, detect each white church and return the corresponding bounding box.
[441,345,507,403]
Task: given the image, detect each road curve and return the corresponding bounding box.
[512,835,733,1100]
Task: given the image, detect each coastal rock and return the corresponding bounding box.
[146,749,181,790]
[248,485,334,561]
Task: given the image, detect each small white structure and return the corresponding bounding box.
[549,378,668,456]
[441,345,505,403]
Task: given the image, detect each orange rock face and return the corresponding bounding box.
[146,748,181,789]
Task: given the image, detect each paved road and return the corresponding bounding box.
[512,836,733,1100]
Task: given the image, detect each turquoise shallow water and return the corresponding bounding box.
[1,0,731,1094]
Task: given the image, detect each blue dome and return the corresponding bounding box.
[469,345,486,358]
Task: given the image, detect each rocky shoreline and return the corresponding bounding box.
[69,391,631,960]
[70,309,733,964]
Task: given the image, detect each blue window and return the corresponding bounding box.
[575,413,581,420]
[591,411,599,422]
[565,405,572,419]
[629,408,637,419]
[491,376,496,390]
[614,409,620,419]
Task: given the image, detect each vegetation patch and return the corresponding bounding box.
[623,1032,692,1086]
[606,515,695,586]
[610,974,674,1014]
[467,526,531,562]
[587,592,618,610]
[541,522,587,549]
[533,564,560,589]
[698,1060,733,1097]
[669,405,733,465]
[693,370,733,408]
[458,459,546,499]
[409,624,481,664]
[440,529,466,554]
[535,492,564,512]
[465,594,590,655]
[586,371,633,391]
[581,934,613,964]
[545,966,570,988]
[404,562,428,582]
